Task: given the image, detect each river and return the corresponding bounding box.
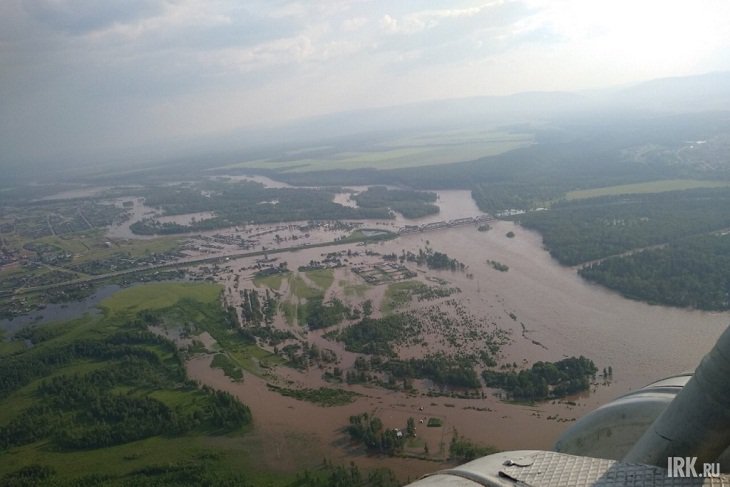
[20,176,730,479]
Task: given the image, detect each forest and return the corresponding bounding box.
[384,354,481,389]
[517,188,730,265]
[579,233,730,310]
[0,325,251,452]
[482,356,597,401]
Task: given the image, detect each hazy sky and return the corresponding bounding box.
[2,0,730,163]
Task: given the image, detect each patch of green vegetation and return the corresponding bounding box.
[381,280,458,315]
[347,412,407,455]
[0,283,257,484]
[329,314,421,357]
[427,418,443,427]
[289,274,323,300]
[253,271,288,290]
[580,233,730,310]
[100,281,221,314]
[449,430,499,462]
[385,354,481,389]
[266,384,360,406]
[486,260,509,272]
[342,281,370,297]
[341,229,397,243]
[353,186,439,219]
[213,129,532,173]
[565,179,730,200]
[302,297,351,330]
[519,188,730,265]
[304,268,335,291]
[130,180,391,235]
[211,353,244,381]
[0,435,294,486]
[482,356,597,401]
[381,280,428,314]
[228,344,286,377]
[0,339,26,357]
[280,301,298,326]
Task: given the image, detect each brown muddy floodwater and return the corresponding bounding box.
[186,217,728,481]
[102,178,728,480]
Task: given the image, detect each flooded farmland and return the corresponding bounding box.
[20,179,730,480]
[182,185,729,479]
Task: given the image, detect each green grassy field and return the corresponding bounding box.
[100,281,221,313]
[565,179,730,200]
[0,281,316,485]
[213,129,533,173]
[253,271,289,290]
[304,268,335,292]
[288,274,323,300]
[342,281,370,298]
[381,280,427,314]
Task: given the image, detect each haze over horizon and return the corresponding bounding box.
[3,0,730,165]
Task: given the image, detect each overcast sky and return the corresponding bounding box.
[2,0,730,164]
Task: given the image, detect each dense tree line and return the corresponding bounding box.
[1,460,399,487]
[0,462,256,487]
[482,356,597,401]
[292,461,399,487]
[0,335,167,399]
[580,233,730,310]
[518,188,730,265]
[384,355,481,389]
[0,320,252,452]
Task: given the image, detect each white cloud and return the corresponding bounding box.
[2,0,730,165]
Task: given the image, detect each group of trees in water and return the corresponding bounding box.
[328,313,421,357]
[353,186,439,219]
[403,247,465,271]
[385,354,481,389]
[482,356,597,401]
[240,288,278,325]
[346,412,407,455]
[304,297,353,330]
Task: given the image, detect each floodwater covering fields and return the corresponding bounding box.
[9,177,729,480]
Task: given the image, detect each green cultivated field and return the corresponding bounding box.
[253,271,289,290]
[215,129,533,173]
[565,179,730,200]
[100,281,221,313]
